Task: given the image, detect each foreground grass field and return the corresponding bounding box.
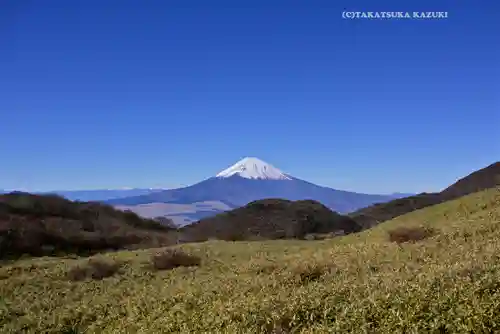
[1,188,499,333]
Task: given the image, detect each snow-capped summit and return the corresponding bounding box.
[216,157,292,180]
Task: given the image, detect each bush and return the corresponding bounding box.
[388,226,435,244]
[67,257,121,281]
[151,249,201,271]
[221,230,247,241]
[291,263,330,285]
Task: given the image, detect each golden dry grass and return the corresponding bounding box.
[0,188,499,333]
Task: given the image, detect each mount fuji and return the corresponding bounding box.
[107,157,406,225]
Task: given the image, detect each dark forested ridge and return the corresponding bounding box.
[350,161,500,228]
[181,198,362,242]
[0,192,176,259]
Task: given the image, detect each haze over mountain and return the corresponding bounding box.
[43,188,164,202]
[109,157,406,225]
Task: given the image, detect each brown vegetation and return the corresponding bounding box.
[67,257,121,281]
[151,249,201,270]
[388,226,436,244]
[292,263,329,285]
[180,199,362,242]
[0,192,176,259]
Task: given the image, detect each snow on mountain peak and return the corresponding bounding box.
[216,157,292,180]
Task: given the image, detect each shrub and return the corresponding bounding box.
[290,263,330,285]
[388,226,435,244]
[67,257,121,281]
[151,249,201,271]
[221,231,247,241]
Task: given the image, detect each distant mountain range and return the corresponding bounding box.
[106,157,412,225]
[1,157,416,225]
[0,188,163,201]
[44,188,164,202]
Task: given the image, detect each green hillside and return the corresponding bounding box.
[0,187,499,333]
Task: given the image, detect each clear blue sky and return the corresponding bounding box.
[1,0,498,194]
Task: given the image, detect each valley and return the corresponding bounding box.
[0,160,498,332]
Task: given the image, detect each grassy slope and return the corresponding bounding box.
[0,187,499,333]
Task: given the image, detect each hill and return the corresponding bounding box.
[0,188,499,332]
[440,161,500,199]
[0,192,177,259]
[350,161,499,227]
[180,199,362,242]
